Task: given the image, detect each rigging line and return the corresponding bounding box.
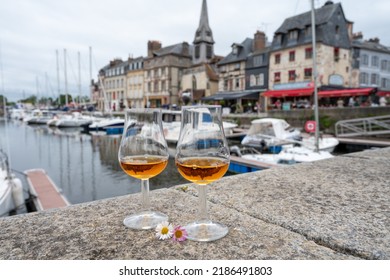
[0,41,13,169]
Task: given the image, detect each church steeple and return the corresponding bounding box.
[193,0,214,64]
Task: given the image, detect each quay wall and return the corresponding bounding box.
[0,148,389,260]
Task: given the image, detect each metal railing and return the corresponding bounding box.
[335,115,390,137]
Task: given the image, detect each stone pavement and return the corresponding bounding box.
[0,148,389,260]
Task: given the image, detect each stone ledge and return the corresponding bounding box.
[0,148,389,260]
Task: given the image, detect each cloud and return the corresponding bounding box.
[1,0,390,102]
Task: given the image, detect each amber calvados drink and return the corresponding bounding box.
[175,105,230,242]
[120,156,168,180]
[118,109,169,230]
[176,157,229,185]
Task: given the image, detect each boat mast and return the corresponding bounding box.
[64,49,68,106]
[56,49,61,106]
[311,0,320,153]
[78,51,81,106]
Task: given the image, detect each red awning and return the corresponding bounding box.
[377,91,390,97]
[318,88,375,98]
[262,87,314,98]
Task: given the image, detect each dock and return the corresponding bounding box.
[25,169,70,211]
[337,137,390,147]
[229,155,277,173]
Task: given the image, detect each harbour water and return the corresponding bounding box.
[0,120,189,205]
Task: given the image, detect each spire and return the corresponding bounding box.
[193,0,215,64]
[194,0,214,44]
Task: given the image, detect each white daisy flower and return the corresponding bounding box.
[155,221,173,240]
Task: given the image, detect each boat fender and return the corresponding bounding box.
[11,177,25,208]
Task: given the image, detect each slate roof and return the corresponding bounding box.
[352,40,390,54]
[217,38,253,65]
[275,2,349,34]
[152,42,192,57]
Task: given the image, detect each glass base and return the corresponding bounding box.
[123,211,168,230]
[184,220,228,242]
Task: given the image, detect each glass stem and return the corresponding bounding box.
[197,185,210,222]
[141,179,151,211]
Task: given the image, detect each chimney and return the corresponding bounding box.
[368,37,380,44]
[182,42,190,56]
[253,30,266,51]
[147,40,162,57]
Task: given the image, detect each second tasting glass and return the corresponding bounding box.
[118,109,169,229]
[175,105,230,241]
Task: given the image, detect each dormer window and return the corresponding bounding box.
[275,34,282,45]
[232,45,238,55]
[288,30,298,41]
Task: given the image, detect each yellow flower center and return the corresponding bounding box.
[175,230,183,238]
[161,227,169,235]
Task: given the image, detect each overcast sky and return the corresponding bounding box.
[1,0,389,102]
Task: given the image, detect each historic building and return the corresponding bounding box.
[126,56,144,108]
[351,33,390,92]
[143,41,192,108]
[265,1,354,108]
[97,58,128,112]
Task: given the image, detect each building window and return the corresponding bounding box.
[371,73,379,85]
[289,51,295,62]
[305,26,312,38]
[275,34,282,45]
[274,72,281,83]
[334,47,340,62]
[206,45,213,58]
[192,75,197,90]
[288,30,298,42]
[361,54,369,66]
[250,75,256,86]
[195,46,200,59]
[258,73,264,86]
[288,70,296,81]
[154,81,159,92]
[235,78,240,89]
[381,78,390,89]
[223,79,229,90]
[359,72,368,84]
[305,48,313,59]
[304,68,312,80]
[372,56,379,67]
[275,53,281,64]
[381,60,388,71]
[254,55,263,66]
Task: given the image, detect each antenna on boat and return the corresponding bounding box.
[311,0,320,153]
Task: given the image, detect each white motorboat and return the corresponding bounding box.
[241,118,339,153]
[300,135,339,153]
[24,109,54,125]
[0,151,24,217]
[241,145,334,166]
[55,112,93,128]
[88,117,125,131]
[241,118,301,151]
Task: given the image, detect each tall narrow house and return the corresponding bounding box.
[265,1,354,106]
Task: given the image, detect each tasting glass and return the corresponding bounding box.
[175,105,230,241]
[118,108,169,229]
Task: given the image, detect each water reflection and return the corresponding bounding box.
[0,121,188,205]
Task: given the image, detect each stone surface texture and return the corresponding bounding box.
[0,148,389,260]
